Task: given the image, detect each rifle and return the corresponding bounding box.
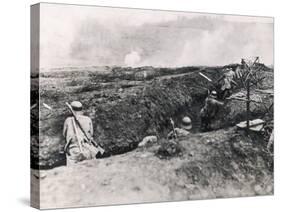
[66,102,105,155]
[199,72,213,83]
[199,72,223,88]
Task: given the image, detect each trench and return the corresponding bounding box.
[169,97,205,134]
[62,89,270,166]
[34,65,273,170]
[94,82,211,159]
[94,83,272,159]
[37,87,219,169]
[38,80,209,169]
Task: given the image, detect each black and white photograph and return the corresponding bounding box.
[30,3,274,209]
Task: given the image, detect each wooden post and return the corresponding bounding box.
[243,57,261,135]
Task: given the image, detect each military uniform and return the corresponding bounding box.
[167,116,192,139]
[167,128,190,139]
[200,92,224,131]
[220,69,236,99]
[63,101,99,165]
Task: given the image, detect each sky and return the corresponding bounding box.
[39,3,274,70]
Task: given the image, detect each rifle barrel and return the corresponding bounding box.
[199,72,213,82]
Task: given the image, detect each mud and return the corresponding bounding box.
[36,127,273,209]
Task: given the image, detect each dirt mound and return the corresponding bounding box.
[37,127,273,209]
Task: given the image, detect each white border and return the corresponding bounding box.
[0,0,280,211]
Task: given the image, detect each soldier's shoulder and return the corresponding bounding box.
[64,116,73,124]
[206,97,213,102]
[209,98,219,104]
[65,116,73,121]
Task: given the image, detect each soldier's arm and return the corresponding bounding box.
[215,99,224,106]
[216,75,224,83]
[63,118,72,153]
[64,139,71,153]
[63,118,69,138]
[204,98,209,105]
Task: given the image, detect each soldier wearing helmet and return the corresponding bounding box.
[63,101,98,165]
[200,91,224,132]
[167,116,192,140]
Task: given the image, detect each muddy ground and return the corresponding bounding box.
[31,64,273,208]
[35,127,273,209]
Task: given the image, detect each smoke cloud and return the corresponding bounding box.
[40,4,273,70]
[124,51,142,67]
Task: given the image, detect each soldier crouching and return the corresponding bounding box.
[167,116,192,140]
[63,101,99,165]
[200,91,224,132]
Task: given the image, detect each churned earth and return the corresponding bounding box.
[36,127,273,209]
[32,64,273,168]
[31,64,274,209]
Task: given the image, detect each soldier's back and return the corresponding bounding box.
[75,115,93,136]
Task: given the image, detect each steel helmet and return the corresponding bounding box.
[182,116,192,130]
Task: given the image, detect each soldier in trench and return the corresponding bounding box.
[167,116,192,140]
[63,101,99,165]
[200,90,224,132]
[217,68,237,99]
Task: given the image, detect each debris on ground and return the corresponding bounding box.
[156,139,185,159]
[236,119,265,132]
[227,91,263,103]
[138,135,158,147]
